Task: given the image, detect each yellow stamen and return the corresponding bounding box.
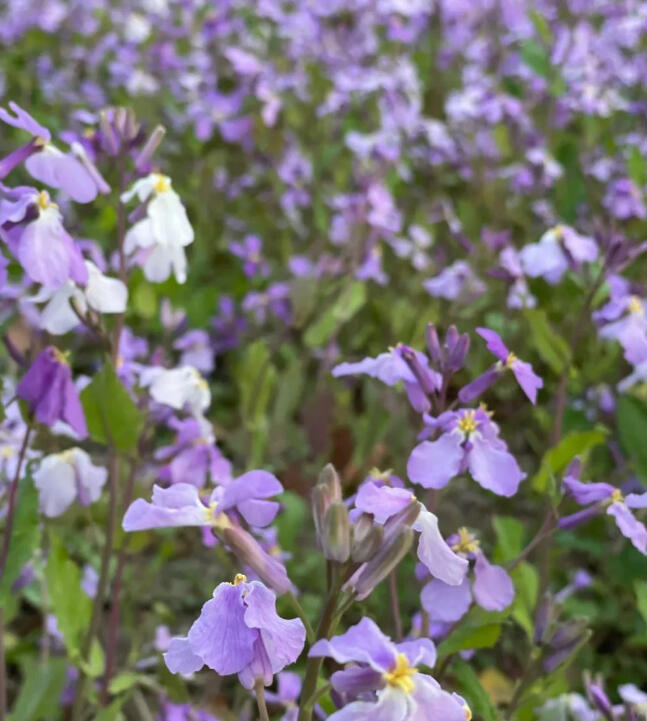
[552,224,565,240]
[610,488,624,504]
[0,447,14,459]
[463,704,473,721]
[369,467,393,482]
[37,190,52,211]
[478,402,494,418]
[451,527,480,554]
[51,347,70,365]
[232,573,247,586]
[457,409,478,434]
[505,352,517,368]
[57,448,77,464]
[383,653,417,695]
[153,173,170,194]
[628,296,644,315]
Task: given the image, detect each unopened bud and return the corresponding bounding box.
[382,498,421,544]
[312,464,342,542]
[135,124,166,171]
[589,684,615,721]
[124,108,140,141]
[399,345,436,395]
[99,110,119,155]
[543,627,590,673]
[425,323,441,364]
[350,527,413,600]
[221,524,291,595]
[533,593,554,646]
[351,514,384,563]
[322,502,351,562]
[548,619,588,651]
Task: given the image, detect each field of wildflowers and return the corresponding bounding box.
[1,2,647,720]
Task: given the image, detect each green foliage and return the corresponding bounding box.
[304,282,366,347]
[45,533,92,660]
[0,473,39,619]
[617,394,647,481]
[8,658,68,721]
[438,623,502,658]
[80,363,144,451]
[453,659,500,721]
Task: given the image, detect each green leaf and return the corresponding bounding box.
[453,658,499,721]
[94,698,126,721]
[0,473,39,615]
[45,534,92,658]
[80,363,144,451]
[520,40,550,78]
[304,282,366,347]
[617,395,647,481]
[635,581,647,626]
[80,639,105,678]
[627,146,647,188]
[532,429,606,494]
[510,562,539,637]
[109,672,141,694]
[9,658,67,721]
[437,624,501,658]
[492,516,525,563]
[235,340,277,427]
[523,309,570,375]
[529,10,552,43]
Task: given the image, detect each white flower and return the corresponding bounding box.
[27,261,128,335]
[122,173,194,284]
[141,365,210,418]
[34,448,107,517]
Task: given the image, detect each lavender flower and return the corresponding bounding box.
[309,618,469,721]
[420,527,514,625]
[164,575,305,688]
[17,346,88,438]
[519,225,598,284]
[563,461,647,554]
[407,407,525,497]
[459,327,543,404]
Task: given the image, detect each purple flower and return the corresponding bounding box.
[332,345,440,413]
[563,461,647,554]
[173,330,215,374]
[0,187,88,288]
[123,472,283,532]
[309,618,469,721]
[164,576,305,688]
[353,481,468,586]
[407,407,525,497]
[593,275,647,361]
[229,234,269,278]
[519,225,598,284]
[459,327,543,404]
[0,102,107,203]
[17,346,88,438]
[155,418,232,488]
[420,527,514,625]
[423,260,485,301]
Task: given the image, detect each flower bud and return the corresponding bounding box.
[533,593,554,646]
[588,684,615,721]
[322,501,351,563]
[426,323,441,364]
[542,625,590,673]
[399,345,436,395]
[312,464,342,542]
[221,524,291,595]
[351,514,384,563]
[382,498,421,544]
[548,619,588,651]
[350,527,413,600]
[135,124,166,171]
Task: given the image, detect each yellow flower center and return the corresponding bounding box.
[37,190,53,211]
[505,352,517,368]
[204,501,231,530]
[0,447,14,459]
[57,449,77,464]
[51,347,70,365]
[628,296,644,315]
[383,653,417,695]
[463,704,473,721]
[369,467,393,482]
[610,488,624,504]
[452,527,480,554]
[552,224,565,240]
[34,136,47,148]
[457,409,478,434]
[153,174,170,194]
[232,573,247,586]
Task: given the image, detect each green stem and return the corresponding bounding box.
[255,679,271,721]
[286,592,315,645]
